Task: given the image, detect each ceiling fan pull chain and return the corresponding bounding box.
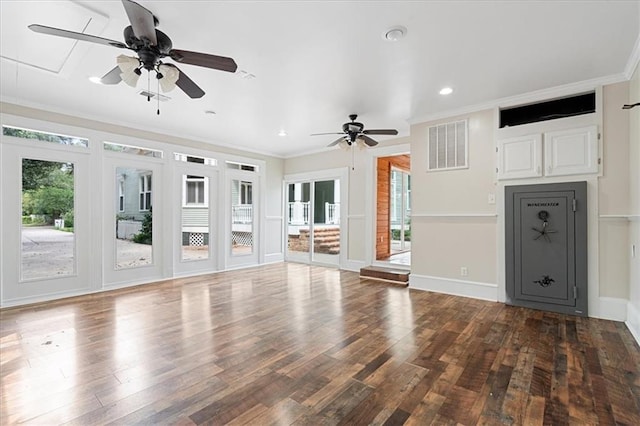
[157,76,160,115]
[147,71,151,101]
[351,144,355,171]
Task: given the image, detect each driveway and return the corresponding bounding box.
[22,226,74,279]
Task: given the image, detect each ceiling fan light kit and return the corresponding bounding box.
[28,0,237,111]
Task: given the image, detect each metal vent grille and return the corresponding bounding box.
[427,119,467,171]
[138,91,171,102]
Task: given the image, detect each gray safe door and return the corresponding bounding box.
[505,182,587,316]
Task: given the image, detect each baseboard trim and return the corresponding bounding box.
[626,301,640,346]
[410,274,498,302]
[594,297,628,322]
[343,259,366,273]
[265,253,284,264]
[0,287,95,309]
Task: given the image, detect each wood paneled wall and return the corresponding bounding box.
[376,155,410,260]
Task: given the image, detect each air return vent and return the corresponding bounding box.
[499,92,595,128]
[138,91,171,102]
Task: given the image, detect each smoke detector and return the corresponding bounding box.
[383,26,407,41]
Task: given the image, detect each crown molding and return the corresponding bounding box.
[407,73,627,125]
[624,33,640,79]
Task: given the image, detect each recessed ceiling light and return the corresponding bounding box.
[383,26,407,42]
[278,130,287,137]
[204,110,216,115]
[89,76,103,84]
[439,87,453,95]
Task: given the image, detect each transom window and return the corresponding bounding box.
[3,125,88,147]
[174,152,217,166]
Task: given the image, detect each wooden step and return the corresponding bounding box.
[360,266,409,286]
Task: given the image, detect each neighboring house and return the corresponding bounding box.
[181,174,209,247]
[116,167,152,240]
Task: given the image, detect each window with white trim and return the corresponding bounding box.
[427,119,468,171]
[118,179,125,212]
[240,181,252,205]
[183,175,208,207]
[139,174,152,211]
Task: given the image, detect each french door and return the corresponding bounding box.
[174,164,218,275]
[1,142,92,304]
[226,170,259,268]
[285,176,342,266]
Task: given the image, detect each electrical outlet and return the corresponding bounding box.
[460,267,468,277]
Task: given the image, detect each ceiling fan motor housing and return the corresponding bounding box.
[124,26,173,70]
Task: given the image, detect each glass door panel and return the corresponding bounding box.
[312,180,340,265]
[181,175,210,261]
[21,159,75,280]
[390,169,411,254]
[231,179,254,255]
[115,167,153,269]
[286,182,311,261]
[285,179,341,266]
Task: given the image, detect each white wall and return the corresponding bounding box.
[599,81,631,300]
[410,109,497,283]
[627,63,640,343]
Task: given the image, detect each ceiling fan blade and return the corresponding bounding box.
[362,129,398,136]
[164,64,205,98]
[169,49,238,73]
[121,0,157,45]
[311,132,344,136]
[28,24,127,49]
[327,137,346,147]
[100,66,122,84]
[359,135,379,147]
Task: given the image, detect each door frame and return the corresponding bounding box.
[1,137,93,304]
[173,162,219,276]
[102,155,165,287]
[365,143,411,269]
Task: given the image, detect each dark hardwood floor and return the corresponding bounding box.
[1,263,639,425]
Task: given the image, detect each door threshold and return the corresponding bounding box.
[372,260,411,271]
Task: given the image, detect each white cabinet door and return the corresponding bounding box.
[497,134,542,180]
[544,126,598,177]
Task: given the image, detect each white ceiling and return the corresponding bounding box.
[1,0,638,158]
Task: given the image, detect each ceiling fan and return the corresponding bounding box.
[28,0,237,100]
[312,114,398,147]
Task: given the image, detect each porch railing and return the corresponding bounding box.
[325,202,340,224]
[288,201,310,225]
[232,204,253,223]
[287,201,340,225]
